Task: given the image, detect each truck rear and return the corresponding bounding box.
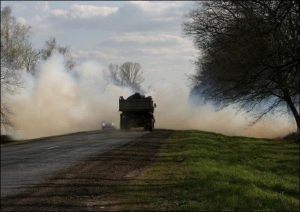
[119,93,156,131]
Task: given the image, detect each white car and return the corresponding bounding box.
[102,122,116,129]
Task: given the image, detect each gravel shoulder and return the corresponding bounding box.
[1,129,173,211]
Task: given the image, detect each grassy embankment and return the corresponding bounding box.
[111,130,299,211]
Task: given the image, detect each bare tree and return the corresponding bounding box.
[23,44,40,75]
[0,66,23,132]
[107,63,121,85]
[1,6,78,132]
[107,62,145,92]
[183,1,299,131]
[1,6,32,132]
[40,37,76,71]
[1,6,39,72]
[119,62,144,89]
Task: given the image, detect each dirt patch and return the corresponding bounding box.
[1,129,173,211]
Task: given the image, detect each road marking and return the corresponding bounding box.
[45,146,59,150]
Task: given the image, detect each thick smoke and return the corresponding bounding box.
[7,54,132,139]
[6,54,296,139]
[147,82,296,138]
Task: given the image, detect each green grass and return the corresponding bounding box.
[111,130,299,211]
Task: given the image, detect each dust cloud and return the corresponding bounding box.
[6,54,296,139]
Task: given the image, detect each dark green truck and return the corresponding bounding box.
[119,93,156,131]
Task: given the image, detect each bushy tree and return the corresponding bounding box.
[183,1,299,131]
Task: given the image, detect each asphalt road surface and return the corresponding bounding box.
[1,129,148,197]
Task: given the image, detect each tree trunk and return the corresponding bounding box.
[285,96,300,133]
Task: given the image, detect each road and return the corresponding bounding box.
[1,129,148,197]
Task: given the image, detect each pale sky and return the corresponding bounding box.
[1,1,198,90]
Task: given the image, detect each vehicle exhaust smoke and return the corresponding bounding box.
[6,54,296,139]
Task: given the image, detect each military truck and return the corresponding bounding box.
[119,93,156,131]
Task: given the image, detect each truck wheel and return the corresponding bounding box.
[149,119,154,132]
[120,120,126,131]
[144,125,151,131]
[149,124,154,132]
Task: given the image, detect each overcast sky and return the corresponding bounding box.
[2,1,296,139]
[1,1,198,90]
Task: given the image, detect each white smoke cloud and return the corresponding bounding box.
[147,80,296,138]
[6,54,296,139]
[7,54,132,139]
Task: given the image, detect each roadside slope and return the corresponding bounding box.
[109,130,299,211]
[1,129,299,211]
